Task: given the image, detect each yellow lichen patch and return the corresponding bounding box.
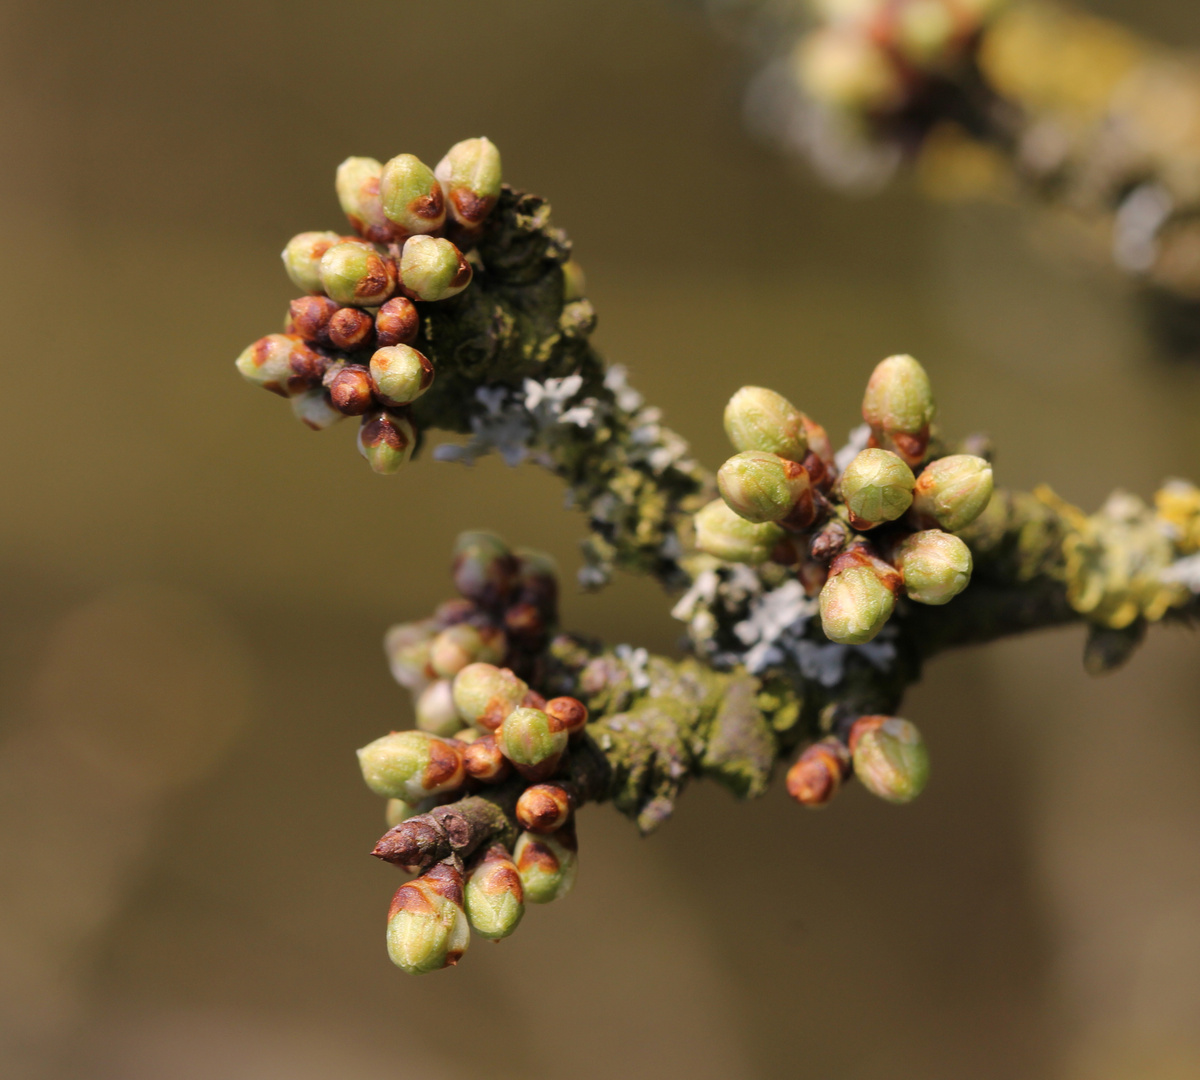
[1155,480,1200,554]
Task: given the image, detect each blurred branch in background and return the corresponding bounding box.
[690,0,1200,358]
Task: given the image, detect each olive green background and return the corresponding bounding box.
[2,1,1199,1077]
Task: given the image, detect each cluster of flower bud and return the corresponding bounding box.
[696,354,993,646]
[234,138,504,473]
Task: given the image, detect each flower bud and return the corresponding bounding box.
[497,707,568,781]
[369,344,434,407]
[235,333,326,397]
[357,729,465,801]
[453,531,518,608]
[416,679,464,737]
[282,230,342,293]
[430,625,488,679]
[514,825,578,904]
[454,726,482,744]
[464,844,524,940]
[512,549,559,617]
[452,662,529,729]
[319,241,396,307]
[357,411,417,475]
[375,296,420,348]
[384,619,436,689]
[462,733,512,782]
[328,364,375,415]
[819,565,896,644]
[385,797,419,828]
[849,716,930,804]
[862,354,935,464]
[386,862,470,974]
[380,153,446,237]
[503,602,547,648]
[327,306,374,352]
[840,448,915,528]
[516,783,573,833]
[894,529,972,605]
[434,137,502,228]
[288,295,338,344]
[335,156,396,244]
[544,696,588,738]
[399,236,472,302]
[911,454,994,533]
[718,451,814,526]
[786,738,852,808]
[693,499,785,564]
[290,388,344,431]
[723,386,809,463]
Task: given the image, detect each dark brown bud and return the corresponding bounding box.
[327,306,374,351]
[515,783,573,833]
[328,364,375,415]
[503,601,546,645]
[461,733,512,783]
[373,815,445,873]
[544,697,588,738]
[375,296,420,348]
[809,520,850,563]
[786,738,852,808]
[289,296,338,345]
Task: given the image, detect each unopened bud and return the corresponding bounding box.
[453,531,518,607]
[911,454,993,532]
[513,549,559,618]
[514,824,578,904]
[385,797,419,828]
[335,156,395,244]
[434,137,503,228]
[399,236,472,302]
[282,230,342,293]
[328,364,375,415]
[357,729,465,801]
[288,295,338,344]
[497,707,568,781]
[235,333,326,397]
[384,619,436,689]
[452,662,528,729]
[375,296,420,348]
[319,240,396,307]
[693,499,785,564]
[290,387,344,431]
[786,738,852,808]
[723,386,808,462]
[430,625,488,679]
[819,565,896,644]
[386,862,470,974]
[380,153,446,238]
[462,733,512,782]
[416,679,464,737]
[718,451,813,525]
[862,354,935,464]
[327,306,374,351]
[840,448,915,528]
[894,529,972,605]
[849,716,930,804]
[464,844,524,940]
[369,344,434,407]
[357,411,417,475]
[544,697,588,738]
[516,783,572,833]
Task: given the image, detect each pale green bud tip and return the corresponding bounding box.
[851,717,930,804]
[498,707,568,767]
[235,334,324,398]
[723,386,808,462]
[384,620,436,689]
[415,679,464,737]
[282,231,342,293]
[840,448,915,526]
[464,847,524,940]
[435,137,503,226]
[819,565,895,644]
[514,829,578,905]
[895,530,972,605]
[387,864,469,974]
[319,241,395,307]
[717,451,811,524]
[290,388,343,431]
[430,623,504,679]
[862,354,935,437]
[369,345,434,407]
[357,412,417,475]
[399,236,472,301]
[356,729,464,801]
[912,454,994,532]
[693,499,784,564]
[452,662,528,729]
[385,797,418,828]
[380,153,446,236]
[335,157,392,243]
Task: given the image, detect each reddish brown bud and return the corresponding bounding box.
[516,784,573,833]
[544,697,588,737]
[461,734,512,783]
[786,738,852,808]
[522,689,547,709]
[327,306,374,351]
[328,364,375,415]
[373,816,444,873]
[375,296,420,348]
[503,601,546,645]
[288,296,338,344]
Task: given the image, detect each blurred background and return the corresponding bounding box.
[2,1,1199,1077]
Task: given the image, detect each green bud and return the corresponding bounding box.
[357,411,417,475]
[434,137,503,227]
[911,454,994,532]
[369,344,435,407]
[514,826,577,904]
[840,448,915,527]
[894,530,972,605]
[723,386,808,462]
[693,499,784,564]
[819,565,896,644]
[386,862,470,974]
[453,531,517,607]
[385,797,419,828]
[357,729,465,801]
[415,679,464,737]
[718,451,811,524]
[850,716,930,804]
[862,353,935,438]
[290,388,344,431]
[399,236,472,302]
[319,241,396,307]
[380,153,446,237]
[561,260,587,302]
[497,707,568,777]
[452,662,529,731]
[235,333,326,397]
[282,230,342,294]
[464,844,524,940]
[335,156,395,244]
[430,624,505,679]
[384,619,436,689]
